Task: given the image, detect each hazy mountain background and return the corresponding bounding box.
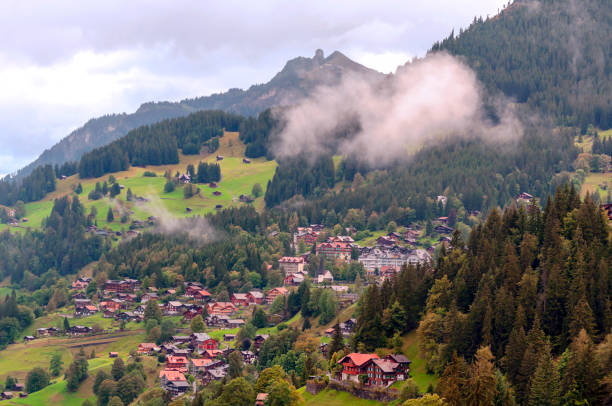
[16,50,382,179]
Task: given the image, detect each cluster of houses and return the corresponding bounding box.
[337,352,411,387]
[61,278,294,334]
[143,332,269,396]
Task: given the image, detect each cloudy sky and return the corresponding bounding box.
[0,0,507,177]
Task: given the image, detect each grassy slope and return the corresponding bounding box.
[0,331,145,382]
[402,331,438,392]
[299,387,386,406]
[0,132,277,233]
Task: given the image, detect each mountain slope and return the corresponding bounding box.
[17,50,382,179]
[432,0,612,131]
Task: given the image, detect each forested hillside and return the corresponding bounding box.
[432,0,612,131]
[78,110,242,178]
[354,186,612,404]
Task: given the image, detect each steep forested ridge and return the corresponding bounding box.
[354,186,612,404]
[433,0,612,131]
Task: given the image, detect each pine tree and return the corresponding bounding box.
[528,340,560,406]
[106,207,114,222]
[328,323,344,359]
[465,346,497,406]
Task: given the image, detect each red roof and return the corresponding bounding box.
[339,353,380,366]
[198,289,211,296]
[159,369,186,381]
[167,355,188,364]
[190,358,213,367]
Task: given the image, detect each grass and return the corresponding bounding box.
[402,331,438,392]
[579,172,612,200]
[0,330,145,382]
[0,132,277,234]
[299,387,387,405]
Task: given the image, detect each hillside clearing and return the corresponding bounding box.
[0,132,277,233]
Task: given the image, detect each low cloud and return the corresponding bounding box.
[272,52,523,165]
[136,195,219,244]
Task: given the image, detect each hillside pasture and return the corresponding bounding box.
[0,132,276,234]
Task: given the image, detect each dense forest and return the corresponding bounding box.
[265,126,579,227]
[432,0,612,131]
[0,196,109,284]
[78,110,243,178]
[353,186,612,404]
[0,165,56,206]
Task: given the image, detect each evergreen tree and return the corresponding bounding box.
[528,341,560,406]
[106,207,114,222]
[328,323,344,359]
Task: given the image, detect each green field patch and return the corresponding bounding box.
[402,331,438,392]
[299,387,387,405]
[1,132,277,233]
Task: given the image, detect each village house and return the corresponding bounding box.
[200,349,224,359]
[206,314,231,328]
[338,353,380,382]
[364,358,405,387]
[71,277,91,290]
[74,298,91,310]
[266,287,289,304]
[340,319,357,336]
[137,343,160,354]
[316,270,334,285]
[207,302,237,316]
[178,173,191,184]
[165,301,184,315]
[241,350,257,364]
[36,327,59,337]
[202,367,227,385]
[316,241,355,261]
[223,334,236,342]
[434,224,453,234]
[183,307,204,321]
[104,279,141,293]
[385,354,411,377]
[284,271,307,286]
[230,293,249,307]
[246,290,264,305]
[166,355,189,371]
[227,319,244,330]
[293,226,320,247]
[160,370,189,396]
[188,358,213,376]
[76,305,98,317]
[253,334,270,351]
[67,325,93,336]
[191,333,218,350]
[192,289,212,303]
[278,256,305,275]
[115,311,142,322]
[516,192,534,204]
[140,292,158,303]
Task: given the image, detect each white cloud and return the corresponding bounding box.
[0,0,508,175]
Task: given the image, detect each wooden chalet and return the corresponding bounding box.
[338,353,380,382]
[266,287,289,304]
[230,293,249,307]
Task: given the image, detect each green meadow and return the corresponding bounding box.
[0,132,277,234]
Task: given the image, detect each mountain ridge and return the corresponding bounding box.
[15,50,383,179]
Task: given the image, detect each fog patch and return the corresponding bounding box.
[272,52,523,165]
[136,195,219,244]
